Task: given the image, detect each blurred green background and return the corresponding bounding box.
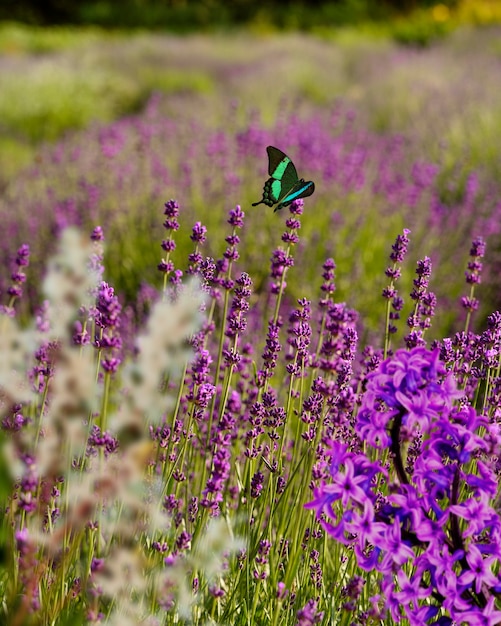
[1,0,501,341]
[0,0,461,30]
[1,0,500,179]
[2,0,501,188]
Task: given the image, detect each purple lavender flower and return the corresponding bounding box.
[158,200,181,285]
[316,302,358,377]
[253,539,271,580]
[202,435,232,514]
[187,221,208,276]
[383,229,411,351]
[170,269,184,286]
[296,598,324,625]
[87,425,119,456]
[2,243,30,313]
[228,204,244,228]
[341,575,365,608]
[270,249,294,295]
[319,258,336,308]
[161,239,176,253]
[286,298,312,376]
[257,320,282,385]
[466,237,486,284]
[390,228,410,263]
[251,471,264,498]
[268,200,303,298]
[88,227,105,283]
[95,282,121,329]
[15,527,39,611]
[405,256,436,348]
[30,341,58,393]
[93,281,122,374]
[2,404,27,432]
[462,236,486,330]
[226,272,252,339]
[190,221,207,244]
[91,226,104,241]
[163,199,180,230]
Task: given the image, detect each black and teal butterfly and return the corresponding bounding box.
[252,146,315,212]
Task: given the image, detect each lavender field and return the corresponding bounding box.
[2,24,501,625]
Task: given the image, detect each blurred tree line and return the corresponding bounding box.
[0,0,460,29]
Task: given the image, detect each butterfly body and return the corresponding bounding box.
[252,146,315,212]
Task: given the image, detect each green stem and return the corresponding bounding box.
[271,243,291,327]
[162,362,188,480]
[204,231,236,480]
[383,263,398,359]
[99,370,111,432]
[464,283,476,334]
[161,236,174,298]
[35,376,50,447]
[283,412,324,590]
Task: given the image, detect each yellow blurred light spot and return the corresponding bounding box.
[458,0,501,24]
[432,4,450,21]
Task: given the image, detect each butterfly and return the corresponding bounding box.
[252,146,315,212]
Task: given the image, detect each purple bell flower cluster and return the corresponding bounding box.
[308,346,501,623]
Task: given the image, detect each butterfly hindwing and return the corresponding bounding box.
[275,180,315,212]
[258,177,281,207]
[253,145,314,211]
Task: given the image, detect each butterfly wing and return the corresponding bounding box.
[252,176,282,207]
[275,180,315,212]
[266,146,298,179]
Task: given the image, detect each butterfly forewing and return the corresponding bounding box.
[266,146,297,180]
[272,157,301,207]
[280,160,300,191]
